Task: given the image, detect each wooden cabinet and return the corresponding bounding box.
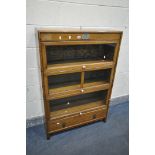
[38,30,122,139]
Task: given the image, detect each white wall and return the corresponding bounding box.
[26,0,129,119]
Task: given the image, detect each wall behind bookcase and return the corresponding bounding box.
[26,0,129,119]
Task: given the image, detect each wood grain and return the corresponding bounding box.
[48,106,107,133]
[39,32,121,42]
[38,31,122,138]
[46,60,114,76]
[48,81,110,100]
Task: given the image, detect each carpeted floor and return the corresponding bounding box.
[26,102,129,155]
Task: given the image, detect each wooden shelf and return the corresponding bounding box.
[48,81,110,100]
[47,59,114,69]
[50,101,107,119]
[47,59,110,66]
[46,60,114,76]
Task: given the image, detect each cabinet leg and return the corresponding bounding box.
[103,117,107,122]
[46,133,50,140]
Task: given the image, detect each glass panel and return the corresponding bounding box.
[50,90,107,112]
[46,44,116,65]
[48,72,81,89]
[85,69,111,83]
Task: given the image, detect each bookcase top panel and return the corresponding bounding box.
[37,28,123,34]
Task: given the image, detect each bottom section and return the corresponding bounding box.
[26,95,129,128]
[49,90,108,118]
[47,107,107,134]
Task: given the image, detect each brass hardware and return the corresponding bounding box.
[62,123,66,128]
[69,36,72,39]
[82,65,86,69]
[77,35,81,39]
[92,114,96,119]
[59,36,62,40]
[81,89,84,93]
[56,122,60,125]
[80,112,83,115]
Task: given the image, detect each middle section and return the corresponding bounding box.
[47,69,111,100]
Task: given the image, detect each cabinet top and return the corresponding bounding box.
[37,28,123,42]
[37,28,123,34]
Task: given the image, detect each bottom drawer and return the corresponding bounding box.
[48,108,106,133]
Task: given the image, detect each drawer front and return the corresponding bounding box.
[48,108,106,132]
[39,33,121,42]
[84,61,114,71]
[48,83,110,100]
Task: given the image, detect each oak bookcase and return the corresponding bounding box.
[38,30,122,139]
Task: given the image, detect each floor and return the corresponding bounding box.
[26,102,129,155]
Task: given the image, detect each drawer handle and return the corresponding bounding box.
[69,35,72,39]
[81,89,84,93]
[82,65,86,69]
[92,114,96,119]
[77,35,81,39]
[80,112,83,115]
[59,36,62,40]
[56,122,60,125]
[67,102,70,105]
[62,123,66,128]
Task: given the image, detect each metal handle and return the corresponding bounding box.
[59,36,62,40]
[77,35,81,39]
[92,114,96,119]
[82,65,86,69]
[81,89,84,93]
[62,123,66,128]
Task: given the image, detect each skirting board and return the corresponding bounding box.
[26,95,129,128]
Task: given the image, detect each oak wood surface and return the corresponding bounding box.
[38,31,122,137]
[104,34,123,121]
[50,101,107,119]
[39,32,121,42]
[49,81,109,94]
[46,60,114,76]
[48,81,110,100]
[48,107,107,133]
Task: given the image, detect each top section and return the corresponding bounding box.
[38,28,123,33]
[38,30,123,42]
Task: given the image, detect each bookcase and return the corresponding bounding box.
[38,30,122,139]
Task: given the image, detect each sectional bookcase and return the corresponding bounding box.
[38,30,122,139]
